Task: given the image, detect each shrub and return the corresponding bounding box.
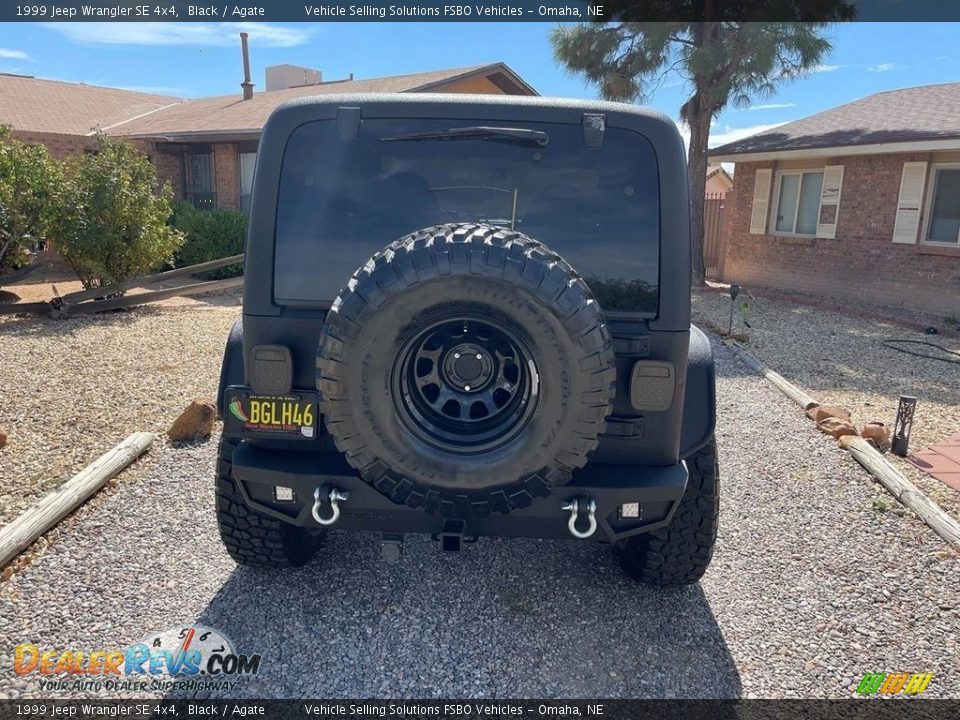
[56,133,183,290]
[170,202,245,279]
[0,125,61,275]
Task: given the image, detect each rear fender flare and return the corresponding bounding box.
[680,324,717,458]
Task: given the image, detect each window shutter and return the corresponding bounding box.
[816,165,844,239]
[749,168,772,234]
[893,162,928,244]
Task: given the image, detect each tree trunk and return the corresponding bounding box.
[687,105,711,287]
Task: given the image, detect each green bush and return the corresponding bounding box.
[170,202,246,280]
[0,125,62,275]
[56,133,183,290]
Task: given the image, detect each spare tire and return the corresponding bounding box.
[317,223,615,517]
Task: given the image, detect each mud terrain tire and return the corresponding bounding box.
[215,437,323,566]
[616,439,720,585]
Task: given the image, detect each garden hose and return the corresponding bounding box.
[882,339,960,365]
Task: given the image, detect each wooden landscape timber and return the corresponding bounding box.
[0,253,243,318]
[724,337,960,552]
[842,436,960,551]
[722,339,820,411]
[0,432,155,569]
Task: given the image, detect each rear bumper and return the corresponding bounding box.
[229,443,688,543]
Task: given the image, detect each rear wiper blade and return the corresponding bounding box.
[381,126,548,146]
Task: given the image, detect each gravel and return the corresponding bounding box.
[0,302,239,526]
[1,337,957,699]
[693,287,960,519]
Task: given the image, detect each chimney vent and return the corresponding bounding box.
[265,64,323,91]
[240,32,254,100]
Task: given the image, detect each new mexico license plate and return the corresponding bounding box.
[223,387,318,440]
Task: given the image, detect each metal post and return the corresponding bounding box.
[728,284,740,336]
[891,395,918,457]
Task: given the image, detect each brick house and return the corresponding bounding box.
[709,82,960,315]
[0,62,536,214]
[0,72,181,159]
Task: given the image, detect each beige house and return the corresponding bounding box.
[705,164,734,197]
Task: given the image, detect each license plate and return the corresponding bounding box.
[223,387,318,440]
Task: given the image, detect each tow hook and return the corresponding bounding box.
[562,497,598,539]
[312,486,349,526]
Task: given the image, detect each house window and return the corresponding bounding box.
[771,170,824,236]
[239,152,257,214]
[924,165,960,245]
[185,151,215,210]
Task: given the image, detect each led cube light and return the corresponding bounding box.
[274,485,295,502]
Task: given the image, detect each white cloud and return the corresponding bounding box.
[747,102,798,111]
[673,121,788,151]
[869,62,903,72]
[811,63,841,73]
[0,48,30,60]
[45,22,312,48]
[708,122,789,148]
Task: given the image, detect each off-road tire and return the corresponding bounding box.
[616,439,719,585]
[215,437,322,567]
[317,223,616,518]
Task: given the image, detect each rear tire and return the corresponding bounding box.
[214,436,322,567]
[616,439,719,585]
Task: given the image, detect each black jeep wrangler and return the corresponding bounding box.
[216,94,718,585]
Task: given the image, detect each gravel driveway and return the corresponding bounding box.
[693,288,960,519]
[1,338,957,699]
[0,303,239,526]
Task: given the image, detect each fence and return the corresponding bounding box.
[703,192,729,279]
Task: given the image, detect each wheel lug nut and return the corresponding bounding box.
[454,353,461,359]
[476,353,482,360]
[465,385,471,391]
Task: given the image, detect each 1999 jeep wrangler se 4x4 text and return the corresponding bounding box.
[216,94,718,585]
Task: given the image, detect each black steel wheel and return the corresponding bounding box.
[317,223,616,517]
[394,316,538,454]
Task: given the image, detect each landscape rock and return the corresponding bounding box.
[168,401,217,442]
[0,427,6,449]
[817,416,859,439]
[837,434,861,449]
[807,405,852,423]
[861,421,890,449]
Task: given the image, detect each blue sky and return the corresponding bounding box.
[0,21,957,149]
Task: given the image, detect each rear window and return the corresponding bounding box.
[273,118,660,315]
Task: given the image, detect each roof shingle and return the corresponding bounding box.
[110,63,531,138]
[710,82,960,158]
[0,73,180,135]
[0,63,535,140]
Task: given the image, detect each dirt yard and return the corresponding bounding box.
[693,285,960,519]
[0,294,240,527]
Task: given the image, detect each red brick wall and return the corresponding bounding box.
[10,130,94,159]
[132,140,184,201]
[723,154,960,315]
[213,143,239,211]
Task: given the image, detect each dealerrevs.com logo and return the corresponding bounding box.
[13,625,261,693]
